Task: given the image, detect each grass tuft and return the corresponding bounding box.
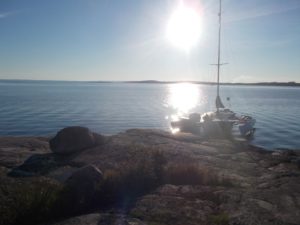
[0,177,62,225]
[209,212,230,225]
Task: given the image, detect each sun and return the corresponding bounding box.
[166,2,202,51]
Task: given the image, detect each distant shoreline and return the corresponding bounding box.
[122,80,300,87]
[0,79,300,87]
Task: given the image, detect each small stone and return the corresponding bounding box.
[252,199,274,211]
[257,182,269,189]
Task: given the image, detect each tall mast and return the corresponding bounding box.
[217,0,222,98]
[214,0,226,112]
[212,0,226,112]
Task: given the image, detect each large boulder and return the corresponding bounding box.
[63,164,104,211]
[50,127,97,154]
[66,164,104,189]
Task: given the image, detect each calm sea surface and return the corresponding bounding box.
[0,80,299,150]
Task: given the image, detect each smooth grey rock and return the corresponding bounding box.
[130,185,218,225]
[0,137,50,168]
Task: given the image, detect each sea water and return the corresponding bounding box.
[0,80,299,150]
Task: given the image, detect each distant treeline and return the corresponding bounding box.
[124,80,300,87]
[1,79,299,87]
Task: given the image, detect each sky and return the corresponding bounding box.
[0,0,299,82]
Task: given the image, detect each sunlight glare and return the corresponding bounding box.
[171,127,180,134]
[166,2,202,51]
[168,83,199,114]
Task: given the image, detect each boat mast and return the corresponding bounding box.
[217,0,222,99]
[215,0,227,112]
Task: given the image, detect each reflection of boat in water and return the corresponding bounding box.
[171,0,256,138]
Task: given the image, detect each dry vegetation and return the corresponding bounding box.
[0,176,62,225]
[0,149,235,225]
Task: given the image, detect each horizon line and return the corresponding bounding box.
[0,78,299,86]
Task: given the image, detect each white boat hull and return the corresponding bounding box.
[171,111,256,138]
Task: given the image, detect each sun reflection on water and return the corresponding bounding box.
[167,82,200,121]
[168,83,199,113]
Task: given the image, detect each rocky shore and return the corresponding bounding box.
[0,127,300,225]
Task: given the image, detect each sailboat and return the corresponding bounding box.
[171,0,256,137]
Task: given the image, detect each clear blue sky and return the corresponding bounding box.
[0,0,299,82]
